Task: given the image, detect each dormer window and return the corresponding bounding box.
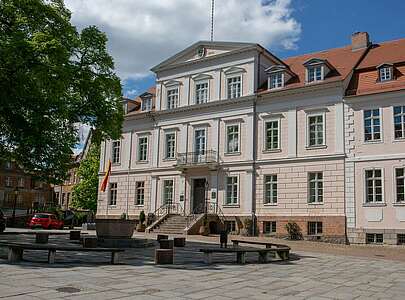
[269,72,284,89]
[378,64,393,82]
[304,58,333,84]
[265,65,295,91]
[141,97,152,111]
[307,65,323,83]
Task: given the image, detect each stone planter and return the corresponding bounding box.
[95,219,136,239]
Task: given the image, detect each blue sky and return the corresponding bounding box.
[118,0,405,99]
[66,0,405,107]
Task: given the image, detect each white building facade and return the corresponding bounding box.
[97,34,405,244]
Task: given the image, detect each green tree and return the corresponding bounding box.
[0,0,123,183]
[71,143,100,212]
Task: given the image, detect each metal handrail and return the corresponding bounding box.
[185,201,225,229]
[153,202,184,218]
[176,150,217,166]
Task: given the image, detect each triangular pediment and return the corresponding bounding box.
[151,41,257,73]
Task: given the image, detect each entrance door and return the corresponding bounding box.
[192,178,206,214]
[194,129,206,163]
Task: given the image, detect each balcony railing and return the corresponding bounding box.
[176,150,218,167]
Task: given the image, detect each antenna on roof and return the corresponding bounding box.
[210,0,215,41]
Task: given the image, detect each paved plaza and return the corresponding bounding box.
[1,232,405,299]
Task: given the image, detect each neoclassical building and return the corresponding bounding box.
[97,32,405,245]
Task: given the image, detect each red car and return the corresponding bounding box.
[28,213,64,229]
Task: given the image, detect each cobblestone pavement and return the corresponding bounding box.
[1,232,405,299]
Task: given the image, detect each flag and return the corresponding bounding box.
[100,160,111,192]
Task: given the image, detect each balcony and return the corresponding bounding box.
[176,150,218,170]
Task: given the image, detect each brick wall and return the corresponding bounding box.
[257,215,346,243]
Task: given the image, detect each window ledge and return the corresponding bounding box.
[363,140,383,145]
[306,145,327,150]
[308,202,324,205]
[264,203,278,206]
[393,202,405,207]
[108,205,117,207]
[307,234,323,237]
[163,158,176,162]
[363,203,386,207]
[223,204,240,208]
[112,163,121,166]
[136,161,149,164]
[393,138,405,143]
[262,149,281,154]
[224,152,241,156]
[134,204,145,207]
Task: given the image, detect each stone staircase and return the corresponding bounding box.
[151,215,188,234]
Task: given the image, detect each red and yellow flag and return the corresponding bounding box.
[100,160,111,192]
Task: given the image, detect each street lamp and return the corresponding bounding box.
[11,187,19,227]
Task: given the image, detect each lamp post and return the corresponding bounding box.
[205,180,209,216]
[11,187,19,227]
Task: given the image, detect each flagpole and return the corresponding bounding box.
[125,131,133,219]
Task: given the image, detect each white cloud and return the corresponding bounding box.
[65,0,301,80]
[124,88,138,98]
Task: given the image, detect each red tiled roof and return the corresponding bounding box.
[126,86,156,115]
[259,45,367,94]
[346,38,405,96]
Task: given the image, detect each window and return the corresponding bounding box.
[265,120,280,150]
[307,66,323,82]
[308,172,323,203]
[397,234,405,245]
[396,168,405,203]
[62,193,65,205]
[138,136,148,162]
[165,133,176,159]
[109,182,117,205]
[5,161,12,169]
[163,180,174,204]
[269,72,284,89]
[379,67,392,82]
[167,88,179,109]
[394,106,405,139]
[308,222,322,235]
[141,97,152,111]
[225,176,238,205]
[112,140,121,164]
[308,114,324,147]
[66,193,70,205]
[5,176,12,187]
[364,109,381,142]
[366,233,383,244]
[135,181,145,205]
[365,169,383,203]
[226,124,239,153]
[263,221,276,234]
[195,81,208,104]
[18,177,24,188]
[227,76,241,99]
[264,175,277,204]
[224,220,236,233]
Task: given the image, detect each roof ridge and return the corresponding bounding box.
[374,37,405,46]
[282,44,351,61]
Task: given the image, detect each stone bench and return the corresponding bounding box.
[174,237,186,247]
[155,249,173,264]
[35,232,49,244]
[0,242,124,265]
[231,239,290,260]
[199,246,290,265]
[156,234,168,241]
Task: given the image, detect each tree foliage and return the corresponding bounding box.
[0,0,123,183]
[71,143,100,212]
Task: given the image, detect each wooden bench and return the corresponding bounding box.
[0,242,124,265]
[199,246,290,265]
[231,239,290,260]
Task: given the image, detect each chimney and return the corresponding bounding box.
[351,32,370,51]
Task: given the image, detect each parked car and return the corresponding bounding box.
[28,213,64,229]
[0,209,6,232]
